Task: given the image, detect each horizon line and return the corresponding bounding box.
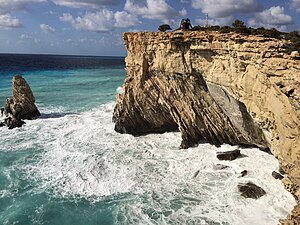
[0,52,126,58]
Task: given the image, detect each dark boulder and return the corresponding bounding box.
[238,182,266,199]
[272,171,284,180]
[217,149,241,161]
[4,117,26,129]
[192,170,200,178]
[240,170,248,177]
[214,164,231,170]
[4,98,13,116]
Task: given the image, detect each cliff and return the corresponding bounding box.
[113,31,300,223]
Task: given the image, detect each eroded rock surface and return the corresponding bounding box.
[113,31,300,222]
[114,70,268,149]
[1,75,40,128]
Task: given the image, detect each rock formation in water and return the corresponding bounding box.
[113,31,300,223]
[1,75,40,128]
[238,182,266,199]
[216,149,241,161]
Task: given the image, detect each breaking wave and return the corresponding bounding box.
[0,103,295,225]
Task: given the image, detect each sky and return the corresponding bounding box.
[0,0,299,56]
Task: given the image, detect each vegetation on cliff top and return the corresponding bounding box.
[192,20,300,54]
[159,19,300,54]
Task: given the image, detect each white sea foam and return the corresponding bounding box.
[116,86,123,94]
[0,102,296,225]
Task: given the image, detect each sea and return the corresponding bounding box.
[0,54,296,225]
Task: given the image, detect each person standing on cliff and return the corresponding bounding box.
[180,18,193,31]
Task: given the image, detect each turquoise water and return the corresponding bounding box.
[0,55,296,225]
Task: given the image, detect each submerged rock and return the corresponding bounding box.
[240,170,248,177]
[192,170,200,178]
[272,171,284,180]
[216,149,241,161]
[238,182,266,199]
[214,164,231,170]
[4,117,26,129]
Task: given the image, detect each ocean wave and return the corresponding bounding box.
[0,102,296,225]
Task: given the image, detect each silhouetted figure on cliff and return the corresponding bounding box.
[180,18,192,31]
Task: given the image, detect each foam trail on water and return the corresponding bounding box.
[2,102,295,225]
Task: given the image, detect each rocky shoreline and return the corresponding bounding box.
[113,31,300,224]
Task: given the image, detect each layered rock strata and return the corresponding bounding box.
[1,75,40,128]
[113,31,300,223]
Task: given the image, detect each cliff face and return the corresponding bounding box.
[113,31,300,223]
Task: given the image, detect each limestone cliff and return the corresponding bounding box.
[113,31,300,223]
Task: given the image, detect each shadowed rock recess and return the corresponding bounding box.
[113,31,300,223]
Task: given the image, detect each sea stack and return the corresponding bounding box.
[1,75,40,128]
[113,31,300,223]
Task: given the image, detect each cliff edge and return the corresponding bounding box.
[113,31,300,223]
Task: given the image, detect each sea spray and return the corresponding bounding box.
[0,103,293,225]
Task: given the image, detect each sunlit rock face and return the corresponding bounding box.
[113,31,300,223]
[8,75,40,120]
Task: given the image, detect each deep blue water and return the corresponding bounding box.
[0,54,295,225]
[0,54,125,112]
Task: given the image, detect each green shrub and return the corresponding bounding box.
[158,24,172,32]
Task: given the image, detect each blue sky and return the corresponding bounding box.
[0,0,299,56]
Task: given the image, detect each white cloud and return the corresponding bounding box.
[114,11,140,28]
[73,10,114,32]
[0,0,45,29]
[248,6,293,31]
[19,33,40,44]
[291,0,300,12]
[124,0,180,23]
[195,17,232,27]
[51,0,119,8]
[191,0,261,18]
[60,13,73,22]
[0,14,21,28]
[60,10,140,32]
[20,33,32,39]
[179,8,187,17]
[34,38,41,43]
[40,23,56,33]
[0,0,46,14]
[48,10,57,15]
